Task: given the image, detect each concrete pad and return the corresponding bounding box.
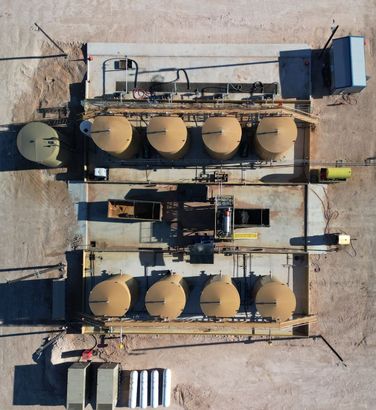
[86,42,310,98]
[77,183,318,250]
[82,249,307,323]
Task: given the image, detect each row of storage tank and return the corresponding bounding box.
[89,116,298,161]
[89,273,297,322]
[16,116,298,167]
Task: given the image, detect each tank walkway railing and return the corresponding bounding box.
[82,100,318,125]
[81,314,317,335]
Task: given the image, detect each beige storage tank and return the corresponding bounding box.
[91,116,139,159]
[200,274,240,318]
[202,117,242,160]
[255,117,297,160]
[89,274,138,317]
[252,276,296,322]
[147,117,189,159]
[17,122,67,167]
[145,273,188,320]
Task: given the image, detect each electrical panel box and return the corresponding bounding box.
[330,36,366,94]
[337,234,351,245]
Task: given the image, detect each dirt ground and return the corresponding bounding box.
[0,1,375,409]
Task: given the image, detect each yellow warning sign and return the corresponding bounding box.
[233,232,259,240]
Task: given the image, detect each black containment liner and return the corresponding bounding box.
[234,209,270,227]
[116,81,279,94]
[134,202,161,220]
[107,199,162,221]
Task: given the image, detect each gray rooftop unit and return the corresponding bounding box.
[96,363,119,410]
[330,36,366,94]
[66,362,91,410]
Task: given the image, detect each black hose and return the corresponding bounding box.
[230,83,242,92]
[251,81,264,94]
[200,86,227,95]
[102,57,139,95]
[90,334,98,351]
[150,68,190,92]
[128,58,139,88]
[176,68,190,90]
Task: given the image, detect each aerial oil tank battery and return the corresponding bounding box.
[89,274,139,317]
[200,274,240,318]
[251,276,296,322]
[202,117,242,160]
[147,116,189,159]
[255,117,297,161]
[145,273,188,320]
[17,122,69,167]
[90,115,139,159]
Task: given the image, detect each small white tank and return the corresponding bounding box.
[128,370,138,409]
[140,370,148,409]
[151,369,159,408]
[162,368,172,408]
